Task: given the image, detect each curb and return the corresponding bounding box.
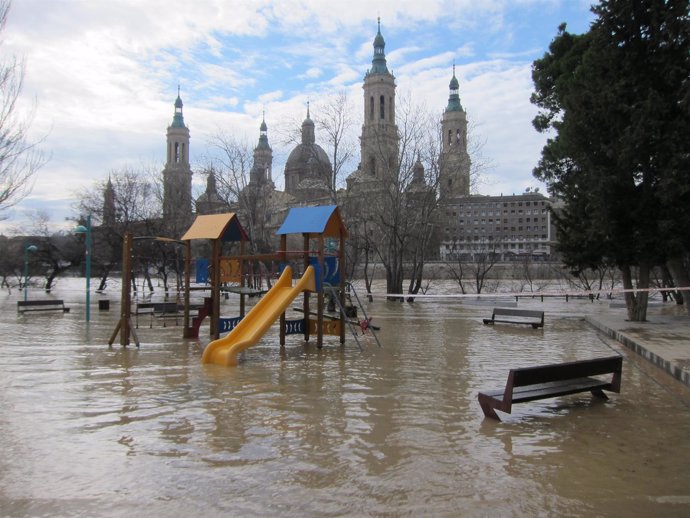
[585,315,690,388]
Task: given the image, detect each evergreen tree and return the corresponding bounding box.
[531,0,690,320]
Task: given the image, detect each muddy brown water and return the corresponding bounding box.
[2,280,690,517]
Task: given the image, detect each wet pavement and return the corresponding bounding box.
[587,303,690,388]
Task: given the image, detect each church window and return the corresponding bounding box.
[370,96,374,120]
[448,130,452,145]
[380,95,385,119]
[174,142,180,163]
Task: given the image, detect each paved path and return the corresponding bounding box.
[587,304,690,388]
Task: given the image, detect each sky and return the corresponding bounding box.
[0,0,596,234]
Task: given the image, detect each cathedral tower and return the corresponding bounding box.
[439,65,471,198]
[249,115,273,187]
[102,175,116,226]
[162,88,193,228]
[360,18,398,180]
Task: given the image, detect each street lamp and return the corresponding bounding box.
[74,215,92,323]
[23,244,37,302]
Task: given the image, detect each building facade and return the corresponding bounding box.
[155,21,558,262]
[438,192,557,262]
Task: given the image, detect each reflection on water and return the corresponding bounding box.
[1,281,690,517]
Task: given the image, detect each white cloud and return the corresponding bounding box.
[0,0,591,233]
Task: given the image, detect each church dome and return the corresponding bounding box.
[285,143,332,182]
[284,106,333,199]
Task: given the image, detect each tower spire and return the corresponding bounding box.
[370,17,389,75]
[446,62,463,112]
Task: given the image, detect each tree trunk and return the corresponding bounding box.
[667,256,690,314]
[621,264,649,322]
[97,270,109,291]
[386,257,404,302]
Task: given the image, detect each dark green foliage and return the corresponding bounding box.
[531,0,690,318]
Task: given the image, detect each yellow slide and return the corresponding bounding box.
[202,265,316,367]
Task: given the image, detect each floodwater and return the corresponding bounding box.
[2,279,690,517]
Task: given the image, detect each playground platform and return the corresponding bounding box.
[587,305,690,388]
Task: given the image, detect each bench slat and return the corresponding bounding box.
[483,307,544,328]
[478,356,622,420]
[17,300,70,313]
[493,308,544,319]
[482,377,612,403]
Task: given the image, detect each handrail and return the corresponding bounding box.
[324,282,381,349]
[345,282,381,348]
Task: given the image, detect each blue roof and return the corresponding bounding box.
[276,205,347,237]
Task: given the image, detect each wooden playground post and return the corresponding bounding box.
[210,238,221,339]
[108,232,139,347]
[279,234,287,346]
[239,240,246,318]
[303,233,310,344]
[339,231,346,344]
[183,239,191,335]
[317,234,324,348]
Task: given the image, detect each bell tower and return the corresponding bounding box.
[360,18,398,180]
[162,87,193,228]
[249,114,273,187]
[440,65,471,198]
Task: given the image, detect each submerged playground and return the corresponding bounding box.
[110,205,378,364]
[3,204,690,516]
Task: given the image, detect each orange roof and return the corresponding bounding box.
[181,213,249,241]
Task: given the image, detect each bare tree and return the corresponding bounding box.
[345,96,442,300]
[466,121,492,195]
[313,91,357,199]
[445,245,500,295]
[0,0,46,215]
[18,210,81,292]
[207,133,275,253]
[74,166,163,292]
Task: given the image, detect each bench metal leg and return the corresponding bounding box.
[590,389,609,400]
[478,395,503,421]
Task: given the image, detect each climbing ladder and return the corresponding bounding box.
[324,282,381,351]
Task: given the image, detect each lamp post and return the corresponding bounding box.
[74,215,92,323]
[23,244,37,302]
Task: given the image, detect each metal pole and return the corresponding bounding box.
[23,244,37,302]
[23,246,29,302]
[85,215,92,323]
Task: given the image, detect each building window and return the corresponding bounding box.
[380,95,385,119]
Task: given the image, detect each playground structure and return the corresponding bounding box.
[200,205,366,367]
[109,205,378,365]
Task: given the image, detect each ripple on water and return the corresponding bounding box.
[1,285,690,516]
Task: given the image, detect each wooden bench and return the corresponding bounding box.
[17,300,70,313]
[478,355,622,421]
[483,308,544,329]
[134,302,181,328]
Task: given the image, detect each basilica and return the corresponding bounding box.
[127,20,556,261]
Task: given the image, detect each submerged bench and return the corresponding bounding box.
[483,308,544,329]
[134,302,181,328]
[17,299,70,313]
[478,355,622,421]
